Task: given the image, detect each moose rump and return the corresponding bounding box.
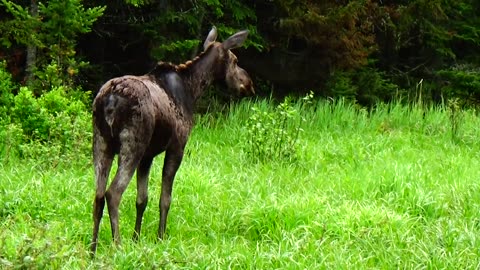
[94,74,190,157]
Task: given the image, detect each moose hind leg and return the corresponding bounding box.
[106,132,146,245]
[158,148,184,239]
[133,156,153,241]
[91,133,114,255]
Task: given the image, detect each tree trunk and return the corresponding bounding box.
[25,0,38,85]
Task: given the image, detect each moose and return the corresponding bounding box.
[90,26,253,254]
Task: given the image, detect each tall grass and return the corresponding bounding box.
[1,98,480,268]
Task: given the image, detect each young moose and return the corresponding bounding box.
[91,27,253,254]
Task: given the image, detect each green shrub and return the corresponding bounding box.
[326,67,400,105]
[325,71,358,101]
[0,60,16,119]
[11,87,50,141]
[0,84,91,163]
[245,92,313,162]
[437,65,480,103]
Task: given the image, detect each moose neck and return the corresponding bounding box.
[179,45,221,103]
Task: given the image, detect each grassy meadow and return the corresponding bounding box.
[1,98,480,269]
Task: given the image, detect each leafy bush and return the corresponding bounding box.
[0,222,83,269]
[245,92,313,162]
[437,65,480,103]
[325,71,358,101]
[326,67,400,105]
[0,61,16,119]
[0,84,91,163]
[11,87,50,141]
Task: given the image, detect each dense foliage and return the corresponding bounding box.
[0,60,91,164]
[0,0,104,90]
[0,0,479,154]
[1,0,479,98]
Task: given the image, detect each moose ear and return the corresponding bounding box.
[222,30,249,50]
[203,26,218,50]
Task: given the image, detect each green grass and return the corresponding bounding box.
[2,99,480,269]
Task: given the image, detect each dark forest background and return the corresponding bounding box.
[1,0,479,105]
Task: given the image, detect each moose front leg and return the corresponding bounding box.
[158,148,184,239]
